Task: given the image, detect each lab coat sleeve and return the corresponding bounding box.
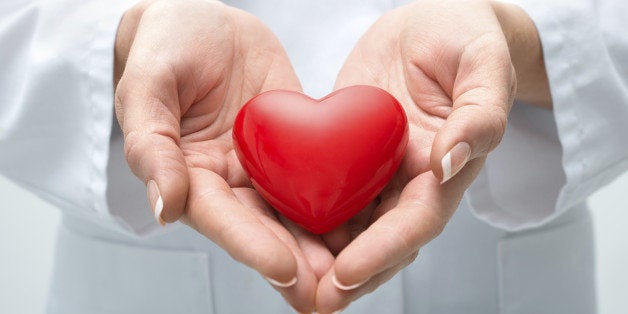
[466,0,628,231]
[0,0,134,231]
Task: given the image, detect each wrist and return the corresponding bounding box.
[491,1,552,109]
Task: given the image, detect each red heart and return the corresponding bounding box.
[233,85,408,234]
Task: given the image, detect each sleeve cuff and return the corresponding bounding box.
[466,0,628,231]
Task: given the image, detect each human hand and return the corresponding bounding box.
[113,1,333,311]
[313,0,550,312]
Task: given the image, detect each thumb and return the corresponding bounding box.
[431,69,516,184]
[115,72,189,225]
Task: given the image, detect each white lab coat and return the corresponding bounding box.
[1,0,627,313]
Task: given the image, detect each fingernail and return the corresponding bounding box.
[265,276,297,288]
[441,142,471,184]
[147,180,166,226]
[332,274,367,291]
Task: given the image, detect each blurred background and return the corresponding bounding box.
[1,172,627,314]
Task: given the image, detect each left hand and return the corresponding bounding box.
[312,0,549,312]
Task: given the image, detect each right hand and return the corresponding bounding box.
[312,1,550,312]
[114,1,333,311]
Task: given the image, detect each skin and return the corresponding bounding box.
[314,1,550,312]
[114,0,550,313]
[114,1,331,312]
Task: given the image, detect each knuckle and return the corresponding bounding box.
[462,31,508,61]
[484,105,508,152]
[123,130,146,169]
[125,129,181,169]
[465,104,508,155]
[386,203,448,254]
[381,223,417,254]
[413,204,447,241]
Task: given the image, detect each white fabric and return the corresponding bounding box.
[0,0,623,313]
[467,0,628,230]
[0,0,132,234]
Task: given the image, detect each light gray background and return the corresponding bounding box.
[1,172,627,314]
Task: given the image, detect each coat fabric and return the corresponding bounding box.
[1,0,627,313]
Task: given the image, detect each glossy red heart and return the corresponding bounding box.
[233,85,408,234]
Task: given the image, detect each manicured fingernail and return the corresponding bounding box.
[147,180,165,226]
[441,142,471,184]
[332,274,367,291]
[265,276,297,288]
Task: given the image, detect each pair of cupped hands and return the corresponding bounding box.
[113,0,549,312]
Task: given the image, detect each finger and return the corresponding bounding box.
[235,189,319,313]
[114,5,195,225]
[279,215,335,281]
[329,160,482,294]
[316,251,419,313]
[430,36,516,183]
[115,0,236,224]
[321,227,351,257]
[321,200,377,256]
[186,167,299,287]
[115,70,188,224]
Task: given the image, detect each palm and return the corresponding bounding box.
[321,0,510,249]
[313,2,516,311]
[322,14,455,250]
[170,10,337,312]
[116,2,333,311]
[177,37,297,248]
[176,16,295,206]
